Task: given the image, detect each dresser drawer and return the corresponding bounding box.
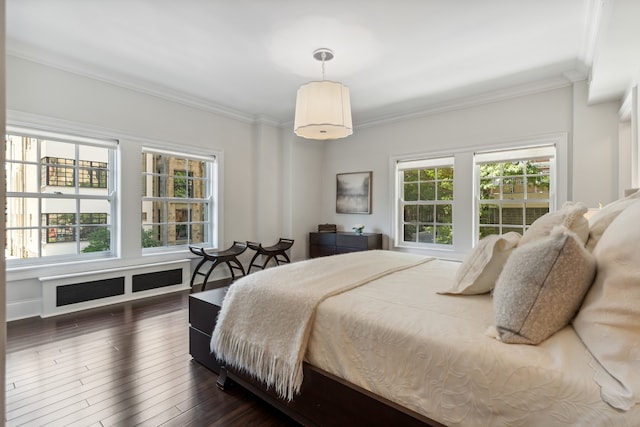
[336,233,369,249]
[310,232,336,246]
[309,232,382,258]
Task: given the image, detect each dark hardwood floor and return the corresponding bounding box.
[5,283,301,427]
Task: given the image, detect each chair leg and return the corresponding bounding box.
[224,261,236,281]
[201,260,221,290]
[231,259,246,278]
[190,257,208,288]
[248,251,262,274]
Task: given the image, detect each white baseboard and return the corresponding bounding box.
[7,298,42,321]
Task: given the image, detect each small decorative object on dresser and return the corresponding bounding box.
[352,224,364,235]
[318,223,337,233]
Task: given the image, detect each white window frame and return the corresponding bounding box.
[5,125,118,267]
[390,133,568,259]
[396,156,455,248]
[473,144,558,240]
[141,147,218,253]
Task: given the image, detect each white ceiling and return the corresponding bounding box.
[6,0,640,126]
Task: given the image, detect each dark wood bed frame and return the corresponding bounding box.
[189,287,444,427]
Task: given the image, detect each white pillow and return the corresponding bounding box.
[573,198,640,411]
[585,189,640,252]
[492,226,596,345]
[439,232,520,295]
[518,201,589,247]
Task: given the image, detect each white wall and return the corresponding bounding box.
[316,83,621,251]
[5,56,289,319]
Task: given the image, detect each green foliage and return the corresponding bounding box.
[479,161,549,199]
[142,229,160,248]
[81,228,160,252]
[81,228,110,253]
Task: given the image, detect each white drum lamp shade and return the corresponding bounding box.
[294,80,353,140]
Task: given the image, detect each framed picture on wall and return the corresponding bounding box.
[336,171,372,214]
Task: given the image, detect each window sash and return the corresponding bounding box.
[141,148,215,249]
[5,129,117,265]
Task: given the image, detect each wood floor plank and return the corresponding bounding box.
[6,288,299,427]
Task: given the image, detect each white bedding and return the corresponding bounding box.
[306,258,640,426]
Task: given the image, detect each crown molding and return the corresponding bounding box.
[355,76,577,129]
[7,49,283,126]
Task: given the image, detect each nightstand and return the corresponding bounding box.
[189,286,229,374]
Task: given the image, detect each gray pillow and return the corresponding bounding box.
[492,226,596,345]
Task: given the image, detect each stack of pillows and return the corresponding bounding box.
[439,189,640,410]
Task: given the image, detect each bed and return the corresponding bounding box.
[199,192,640,426]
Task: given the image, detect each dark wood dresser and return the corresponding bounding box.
[189,286,228,374]
[309,232,382,258]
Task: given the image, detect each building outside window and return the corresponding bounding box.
[475,145,554,238]
[5,127,117,264]
[141,148,215,249]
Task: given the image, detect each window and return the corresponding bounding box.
[398,157,454,246]
[141,148,215,249]
[5,127,117,264]
[475,146,555,238]
[392,135,566,256]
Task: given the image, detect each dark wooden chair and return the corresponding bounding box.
[246,238,294,274]
[189,241,248,290]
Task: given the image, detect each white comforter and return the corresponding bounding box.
[306,258,640,426]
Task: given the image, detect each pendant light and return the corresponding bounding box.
[294,48,353,140]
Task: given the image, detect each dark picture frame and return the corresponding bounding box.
[336,171,372,214]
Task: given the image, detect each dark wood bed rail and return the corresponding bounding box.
[217,362,444,427]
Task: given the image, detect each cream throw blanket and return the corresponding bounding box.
[210,250,433,400]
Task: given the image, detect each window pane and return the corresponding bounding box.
[5,229,36,260]
[417,225,434,243]
[479,203,499,225]
[403,224,417,242]
[436,204,452,223]
[6,163,38,192]
[142,225,161,248]
[419,182,435,200]
[436,181,453,200]
[192,179,206,198]
[404,183,418,201]
[404,170,418,182]
[502,205,524,225]
[404,205,417,222]
[420,168,436,180]
[189,202,208,222]
[190,223,206,244]
[480,178,499,200]
[418,205,434,222]
[435,225,453,244]
[80,226,110,252]
[436,167,453,180]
